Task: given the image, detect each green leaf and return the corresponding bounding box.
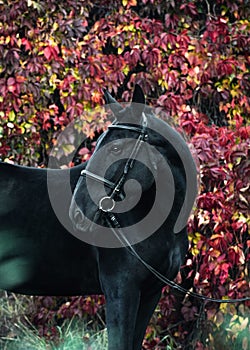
[62,144,75,156]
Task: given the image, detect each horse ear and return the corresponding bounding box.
[131,84,145,119]
[103,89,123,115]
[132,84,145,105]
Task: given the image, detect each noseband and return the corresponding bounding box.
[81,112,148,215]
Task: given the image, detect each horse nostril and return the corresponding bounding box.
[74,209,84,225]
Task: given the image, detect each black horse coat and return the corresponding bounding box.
[0,161,103,296]
[0,86,197,350]
[0,161,186,350]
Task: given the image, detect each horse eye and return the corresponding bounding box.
[111,145,122,154]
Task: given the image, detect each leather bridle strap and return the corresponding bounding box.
[108,124,144,134]
[81,169,115,190]
[80,169,118,212]
[81,113,148,212]
[107,113,148,200]
[109,122,148,200]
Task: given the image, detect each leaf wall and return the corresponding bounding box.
[0,1,249,349]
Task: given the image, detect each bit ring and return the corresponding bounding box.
[99,196,115,212]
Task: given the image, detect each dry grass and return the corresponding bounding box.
[0,291,108,350]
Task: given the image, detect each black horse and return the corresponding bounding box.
[0,85,197,350]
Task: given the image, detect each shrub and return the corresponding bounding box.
[0,1,249,349]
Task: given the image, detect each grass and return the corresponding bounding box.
[0,291,108,350]
[1,321,108,350]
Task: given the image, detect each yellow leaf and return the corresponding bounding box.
[231,89,239,98]
[123,65,130,75]
[53,22,59,31]
[20,126,26,134]
[191,247,200,256]
[8,110,15,122]
[128,24,135,31]
[118,47,123,55]
[62,144,75,156]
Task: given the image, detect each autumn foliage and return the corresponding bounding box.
[0,0,249,349]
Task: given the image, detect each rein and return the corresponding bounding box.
[81,113,250,305]
[105,213,250,304]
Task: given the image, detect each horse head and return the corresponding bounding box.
[69,85,197,248]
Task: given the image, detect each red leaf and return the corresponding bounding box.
[44,46,52,60]
[79,147,90,155]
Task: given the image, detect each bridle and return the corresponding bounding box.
[81,112,148,215]
[80,112,250,305]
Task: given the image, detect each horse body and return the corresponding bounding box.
[0,85,197,350]
[0,165,182,349]
[0,162,102,295]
